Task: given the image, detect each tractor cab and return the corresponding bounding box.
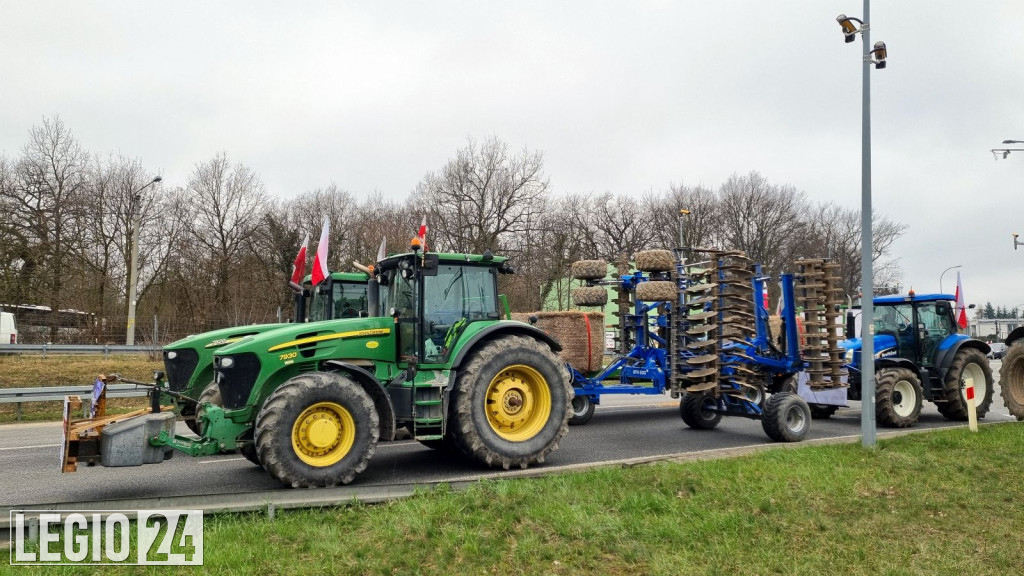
[375,251,513,364]
[868,294,959,367]
[307,272,371,321]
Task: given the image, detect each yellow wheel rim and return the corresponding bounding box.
[291,401,355,467]
[484,364,552,442]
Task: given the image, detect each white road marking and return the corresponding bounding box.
[0,443,59,451]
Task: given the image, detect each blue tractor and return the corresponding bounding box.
[836,292,993,427]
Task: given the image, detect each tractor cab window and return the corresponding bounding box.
[422,265,498,363]
[873,303,917,358]
[308,280,369,322]
[917,302,955,363]
[380,264,420,362]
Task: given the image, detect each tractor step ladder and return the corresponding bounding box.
[411,379,445,440]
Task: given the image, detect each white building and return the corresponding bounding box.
[970,318,1019,342]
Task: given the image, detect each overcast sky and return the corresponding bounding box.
[2,2,1023,309]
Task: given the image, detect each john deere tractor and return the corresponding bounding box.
[839,292,993,427]
[63,250,571,488]
[164,271,369,437]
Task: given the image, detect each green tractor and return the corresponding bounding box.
[67,250,572,488]
[164,271,369,436]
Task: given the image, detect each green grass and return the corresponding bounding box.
[8,424,1024,575]
[0,355,162,423]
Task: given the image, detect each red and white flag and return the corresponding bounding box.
[376,236,387,263]
[311,217,330,286]
[954,271,968,330]
[290,233,309,285]
[418,216,428,251]
[762,284,770,310]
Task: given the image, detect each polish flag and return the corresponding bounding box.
[311,217,330,286]
[289,233,309,285]
[418,216,428,251]
[954,272,968,330]
[762,284,770,310]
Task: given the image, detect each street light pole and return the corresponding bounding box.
[126,176,162,346]
[939,264,962,294]
[838,2,886,448]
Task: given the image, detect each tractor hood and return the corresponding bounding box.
[214,316,395,365]
[840,334,899,364]
[164,323,285,351]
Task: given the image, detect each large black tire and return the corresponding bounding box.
[239,444,261,466]
[254,372,379,488]
[635,249,674,272]
[571,259,608,280]
[761,392,811,442]
[191,381,220,436]
[571,286,608,307]
[809,404,839,419]
[680,392,722,430]
[875,367,923,428]
[635,281,676,302]
[1000,341,1024,420]
[450,335,571,470]
[937,348,994,421]
[569,394,596,425]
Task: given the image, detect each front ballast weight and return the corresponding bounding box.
[61,372,242,473]
[563,249,847,442]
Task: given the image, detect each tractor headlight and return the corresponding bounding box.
[166,351,177,360]
[219,356,235,369]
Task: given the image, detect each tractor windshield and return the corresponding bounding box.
[309,281,369,322]
[422,264,499,362]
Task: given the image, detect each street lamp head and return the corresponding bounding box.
[1003,140,1024,144]
[871,41,887,69]
[837,14,861,42]
[152,176,162,183]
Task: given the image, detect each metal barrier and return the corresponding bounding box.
[0,344,162,357]
[0,384,150,421]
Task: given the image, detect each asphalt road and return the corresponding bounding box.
[1,361,1017,507]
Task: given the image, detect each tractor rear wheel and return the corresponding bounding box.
[450,335,571,469]
[569,394,596,425]
[938,348,994,420]
[1000,341,1024,420]
[875,367,923,427]
[680,392,722,430]
[255,372,379,488]
[761,392,811,442]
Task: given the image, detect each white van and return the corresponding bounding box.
[1,312,18,344]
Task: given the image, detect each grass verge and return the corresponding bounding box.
[0,355,162,423]
[9,423,1024,575]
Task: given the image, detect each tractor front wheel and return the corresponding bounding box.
[255,372,379,488]
[761,392,811,442]
[569,394,596,425]
[938,348,994,420]
[875,367,923,428]
[451,335,571,470]
[680,392,722,430]
[1000,341,1024,420]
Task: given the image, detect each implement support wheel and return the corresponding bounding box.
[761,392,811,442]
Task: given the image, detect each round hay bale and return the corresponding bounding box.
[635,281,676,302]
[635,249,674,272]
[571,286,608,307]
[571,259,608,280]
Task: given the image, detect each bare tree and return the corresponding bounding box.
[644,182,720,252]
[415,136,549,254]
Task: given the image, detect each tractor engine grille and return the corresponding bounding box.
[164,349,199,392]
[216,353,261,410]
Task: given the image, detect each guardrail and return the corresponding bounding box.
[0,343,162,357]
[0,384,151,421]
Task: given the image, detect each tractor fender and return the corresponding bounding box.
[1006,327,1024,348]
[449,323,563,370]
[321,360,397,441]
[931,337,990,382]
[875,357,919,372]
